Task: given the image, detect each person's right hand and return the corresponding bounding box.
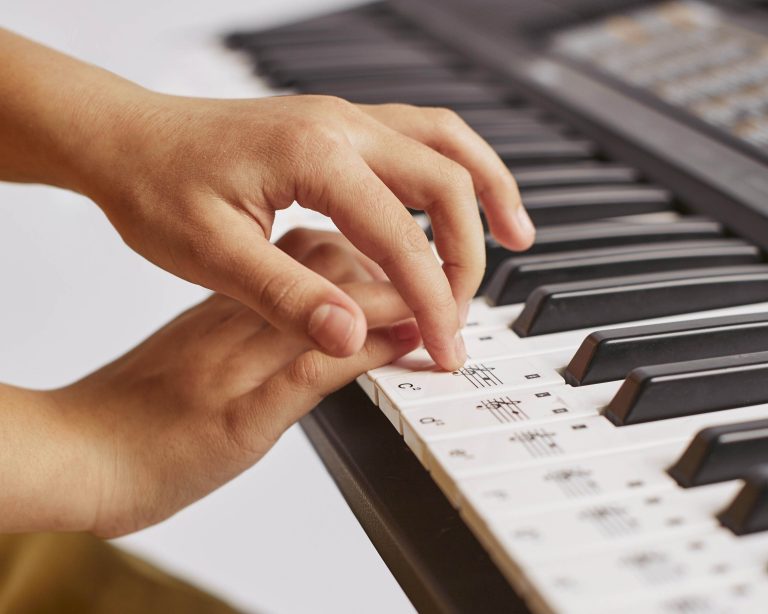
[1,30,536,371]
[73,93,533,370]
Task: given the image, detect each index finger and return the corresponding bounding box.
[298,149,466,370]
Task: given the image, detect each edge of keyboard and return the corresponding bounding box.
[300,383,528,614]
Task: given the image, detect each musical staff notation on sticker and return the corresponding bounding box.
[475,396,529,423]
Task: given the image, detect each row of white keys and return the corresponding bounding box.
[356,304,524,404]
[519,528,768,614]
[460,440,684,517]
[365,298,768,422]
[378,350,572,412]
[427,403,768,502]
[477,481,740,565]
[603,570,768,614]
[401,381,618,463]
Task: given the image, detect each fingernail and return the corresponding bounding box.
[390,319,420,342]
[454,332,467,366]
[308,303,356,354]
[516,206,536,241]
[459,301,470,328]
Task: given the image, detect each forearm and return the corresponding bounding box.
[0,28,150,195]
[0,382,98,532]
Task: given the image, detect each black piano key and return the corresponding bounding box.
[293,68,464,92]
[522,218,723,254]
[458,108,546,126]
[483,128,571,144]
[267,48,450,75]
[719,465,768,535]
[565,311,768,386]
[228,12,403,51]
[472,122,570,143]
[510,164,639,189]
[256,41,444,68]
[668,419,768,487]
[276,65,460,88]
[305,81,507,108]
[522,186,673,226]
[485,239,759,306]
[511,265,768,337]
[604,352,768,426]
[494,140,596,165]
[481,217,725,289]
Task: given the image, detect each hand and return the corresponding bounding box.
[72,93,533,370]
[0,30,534,370]
[43,231,420,537]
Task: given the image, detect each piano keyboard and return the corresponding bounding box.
[226,2,768,612]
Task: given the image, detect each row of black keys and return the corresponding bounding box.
[225,5,620,173]
[671,417,768,536]
[226,6,768,336]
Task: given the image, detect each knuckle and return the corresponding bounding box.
[430,107,466,131]
[313,94,354,114]
[287,353,325,390]
[397,222,431,260]
[252,271,305,320]
[220,404,280,458]
[448,161,474,190]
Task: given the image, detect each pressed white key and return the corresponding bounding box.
[521,529,768,614]
[401,381,619,463]
[427,403,768,497]
[460,441,683,517]
[363,323,526,401]
[482,482,740,565]
[378,351,570,410]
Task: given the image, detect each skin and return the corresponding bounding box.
[0,230,421,537]
[0,28,534,371]
[0,29,535,535]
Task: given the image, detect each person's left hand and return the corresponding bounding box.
[47,229,420,538]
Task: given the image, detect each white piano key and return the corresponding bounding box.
[401,381,619,463]
[427,404,768,499]
[520,529,768,614]
[484,482,741,565]
[378,351,570,410]
[600,572,768,614]
[356,373,377,403]
[460,441,683,517]
[464,300,523,332]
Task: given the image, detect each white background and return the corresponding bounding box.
[0,1,415,612]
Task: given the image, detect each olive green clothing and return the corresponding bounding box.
[0,533,242,614]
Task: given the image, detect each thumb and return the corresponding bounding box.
[245,319,422,445]
[213,234,368,357]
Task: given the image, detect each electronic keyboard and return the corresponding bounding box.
[226,2,768,612]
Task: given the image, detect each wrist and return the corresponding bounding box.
[0,383,102,533]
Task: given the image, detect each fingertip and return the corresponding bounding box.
[485,202,536,252]
[515,205,536,246]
